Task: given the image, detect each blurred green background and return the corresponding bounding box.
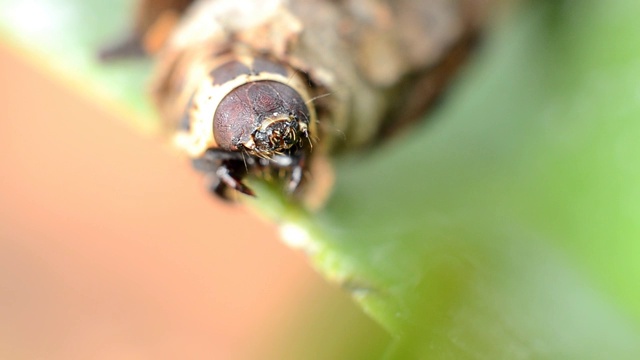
[2,0,640,358]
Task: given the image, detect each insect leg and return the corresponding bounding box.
[204,172,230,200]
[287,154,306,193]
[192,148,255,199]
[215,165,255,197]
[271,153,306,193]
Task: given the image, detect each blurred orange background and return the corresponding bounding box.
[0,44,384,359]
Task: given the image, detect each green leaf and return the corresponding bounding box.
[4,0,640,358]
[254,0,640,357]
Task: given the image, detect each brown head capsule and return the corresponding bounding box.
[213,80,311,157]
[168,53,318,199]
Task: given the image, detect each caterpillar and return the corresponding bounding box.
[103,0,489,205]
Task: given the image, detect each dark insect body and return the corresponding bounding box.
[104,0,490,205]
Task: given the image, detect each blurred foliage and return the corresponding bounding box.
[0,0,155,132]
[255,0,640,358]
[3,0,640,358]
